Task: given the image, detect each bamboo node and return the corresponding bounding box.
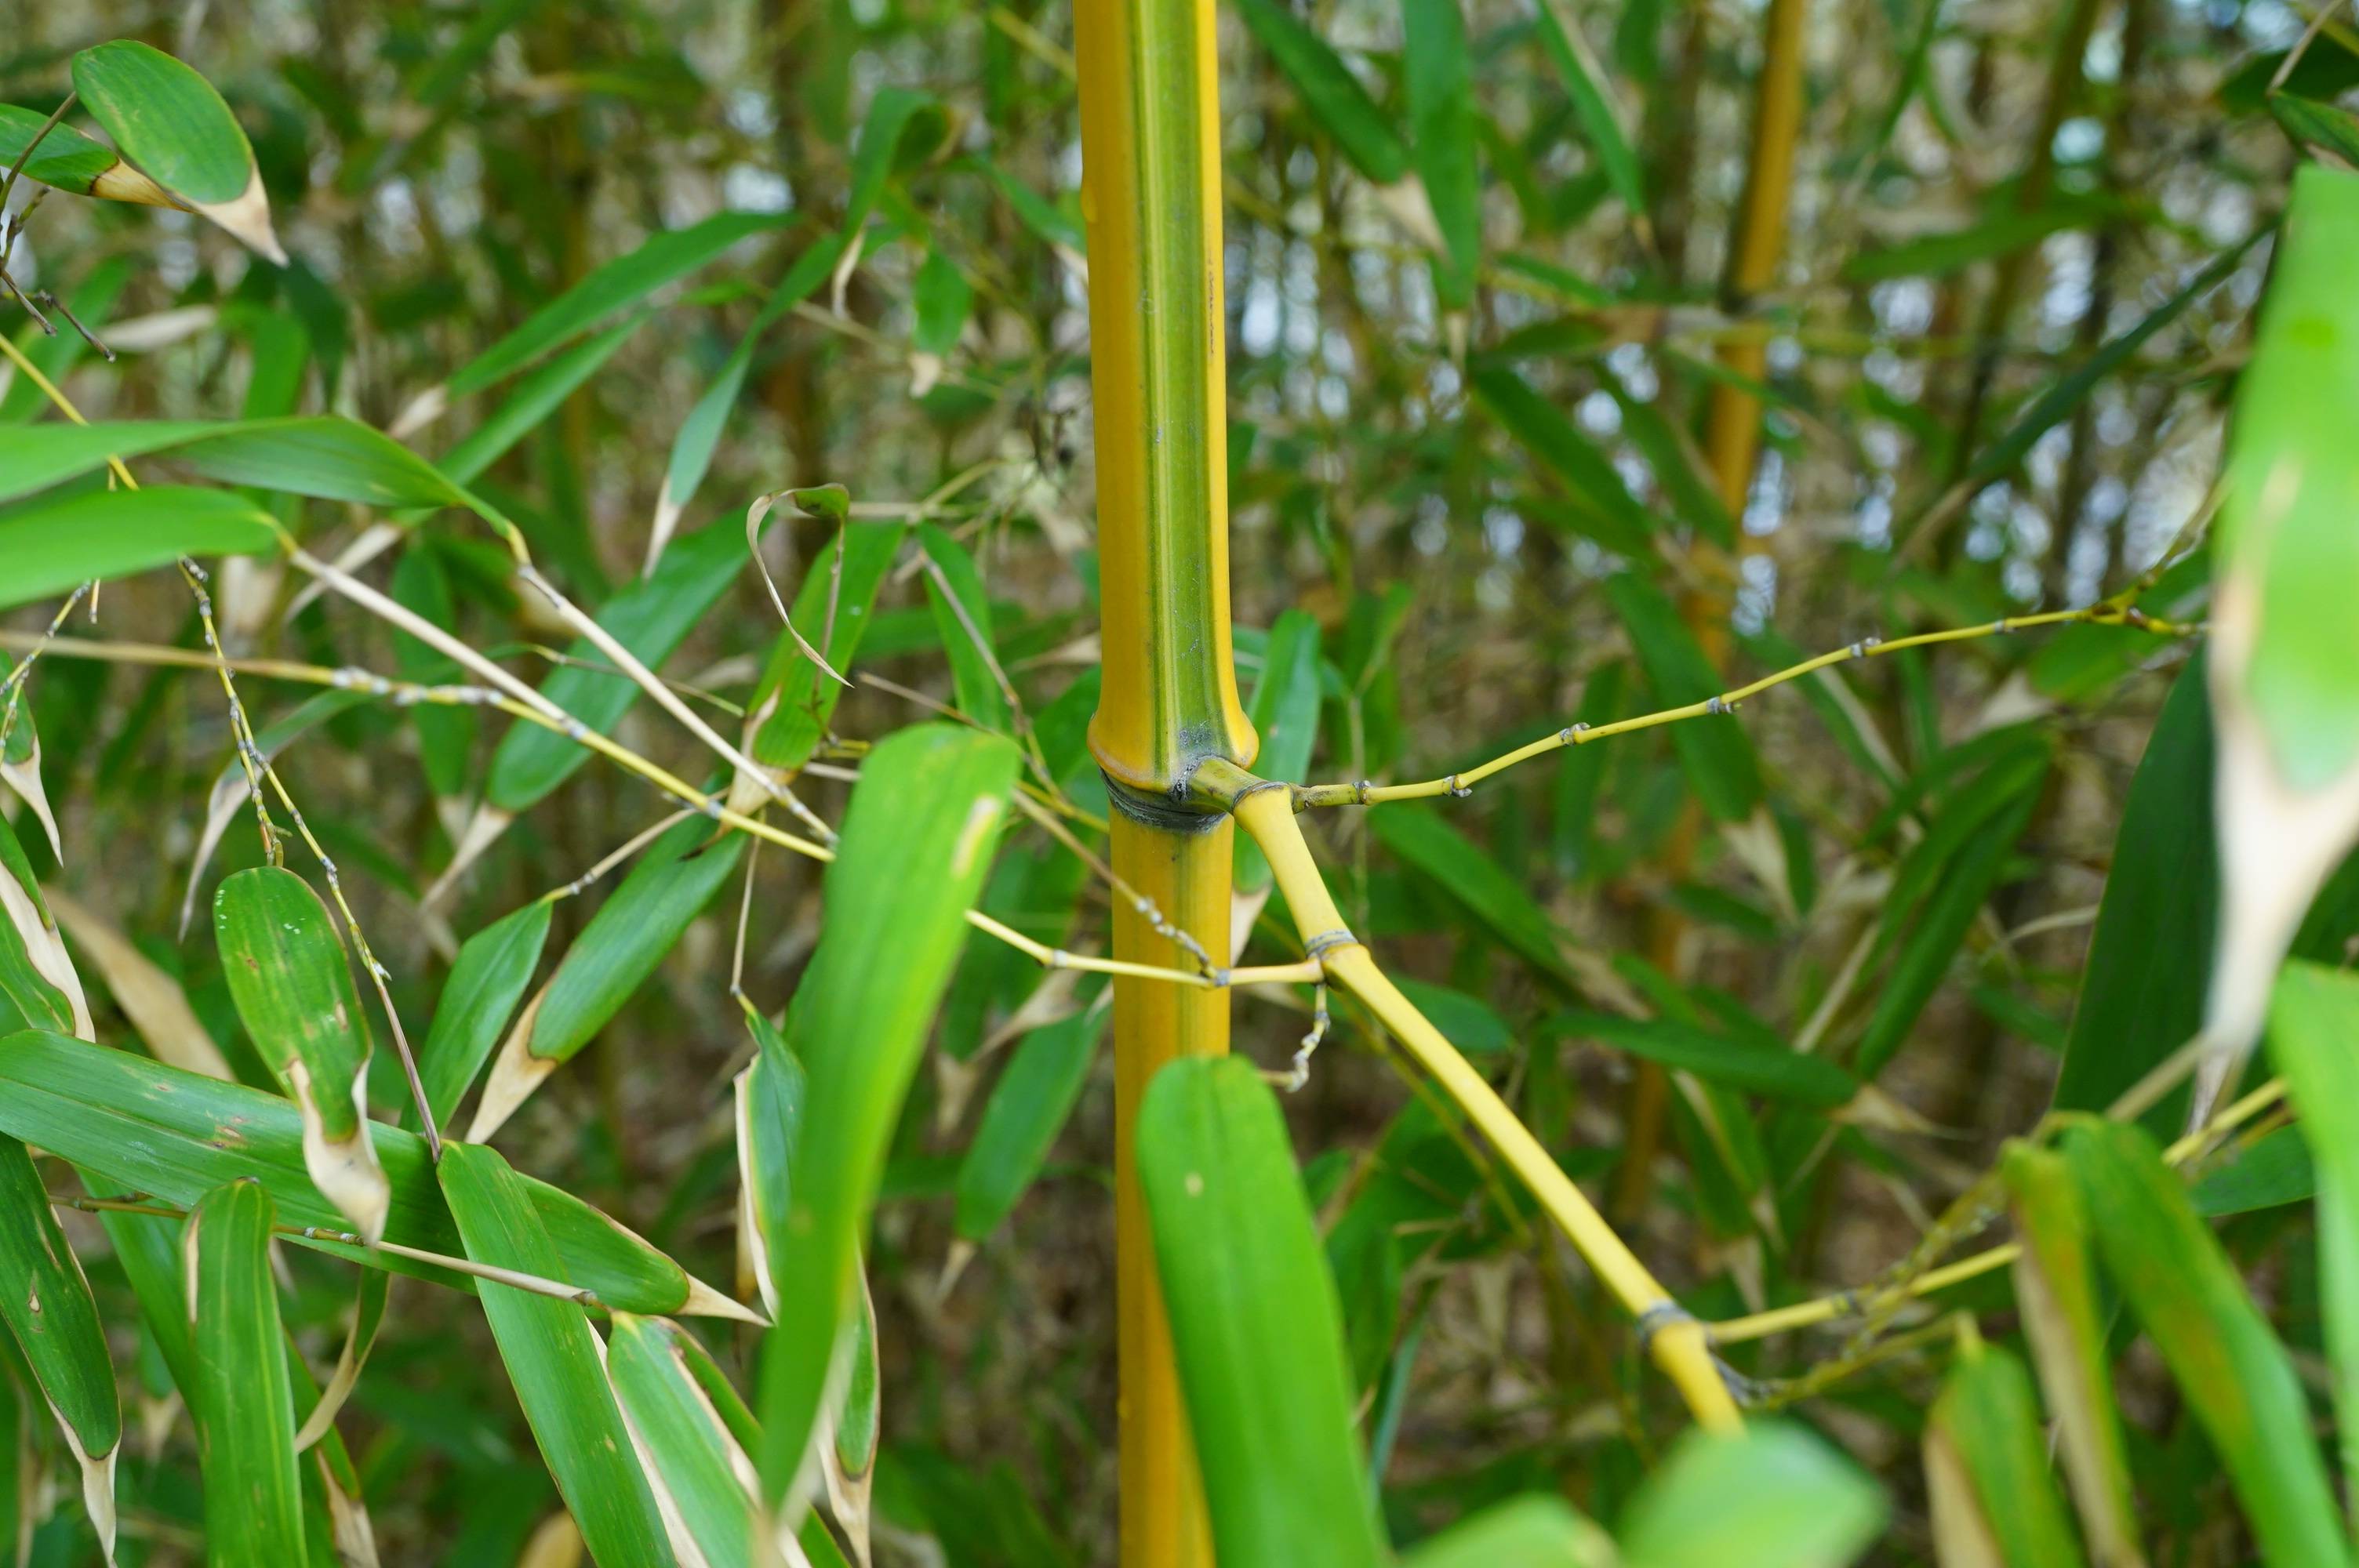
[1445,774,1472,798]
[1302,927,1358,959]
[1558,722,1590,744]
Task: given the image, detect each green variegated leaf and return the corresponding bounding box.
[71,41,285,261]
[758,725,1017,1501]
[438,1142,677,1568]
[0,1136,116,1558]
[182,1180,305,1567]
[214,866,390,1243]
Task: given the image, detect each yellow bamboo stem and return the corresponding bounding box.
[1208,768,1742,1434]
[1110,817,1229,1566]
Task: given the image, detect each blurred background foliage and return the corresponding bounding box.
[0,0,2346,1560]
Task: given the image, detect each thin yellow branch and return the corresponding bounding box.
[1199,760,1742,1433]
[1294,602,2194,808]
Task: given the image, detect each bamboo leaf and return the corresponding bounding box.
[2263,960,2359,1523]
[1372,804,1576,989]
[1398,1496,1614,1566]
[438,1142,677,1568]
[2052,660,2211,1123]
[181,1180,305,1568]
[605,1314,774,1568]
[735,1008,805,1322]
[214,866,391,1244]
[471,815,744,1138]
[912,249,971,356]
[439,313,645,485]
[1232,0,1408,183]
[0,1136,117,1559]
[1926,1339,2087,1568]
[735,521,905,809]
[0,103,173,207]
[1529,0,1645,221]
[0,1029,732,1317]
[1238,610,1325,893]
[416,902,551,1131]
[1554,1011,1858,1109]
[0,485,279,610]
[1134,1057,1387,1568]
[449,210,793,395]
[0,824,91,1039]
[485,519,754,815]
[2001,1145,2144,1568]
[2063,1117,2350,1567]
[654,89,942,551]
[916,524,1010,731]
[758,725,1019,1501]
[1402,0,1482,307]
[71,41,285,262]
[1602,572,1764,822]
[1471,366,1656,555]
[2201,167,2359,1117]
[954,992,1107,1242]
[1616,1425,1885,1568]
[2272,94,2359,167]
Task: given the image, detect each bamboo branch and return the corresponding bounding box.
[1292,601,2194,808]
[1194,759,1743,1434]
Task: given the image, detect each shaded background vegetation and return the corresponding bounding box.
[0,0,2344,1560]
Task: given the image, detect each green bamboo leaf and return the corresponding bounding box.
[214,866,391,1243]
[1399,1495,1613,1566]
[916,524,1011,731]
[0,1136,118,1555]
[1529,0,1646,221]
[2264,960,2359,1522]
[485,518,754,815]
[1134,1057,1387,1567]
[0,822,88,1037]
[1616,1425,1885,1568]
[1926,1339,2087,1568]
[653,235,849,554]
[439,313,645,486]
[1601,572,1764,822]
[1843,204,2103,283]
[2272,94,2359,166]
[416,901,551,1131]
[2202,168,2359,1116]
[912,248,971,355]
[969,157,1085,252]
[0,103,174,207]
[655,89,942,547]
[1554,1011,1859,1109]
[71,41,285,262]
[737,520,905,800]
[1232,0,1408,183]
[0,1029,735,1317]
[0,415,489,517]
[734,1007,805,1321]
[1929,232,2259,528]
[2063,1117,2350,1567]
[1471,365,1657,556]
[1238,609,1325,893]
[0,485,279,610]
[758,725,1019,1500]
[1853,775,2041,1079]
[2001,1145,2144,1568]
[0,652,57,866]
[449,209,794,395]
[182,1180,304,1568]
[1372,804,1576,989]
[954,991,1107,1242]
[2052,660,2213,1123]
[471,814,744,1138]
[606,1314,772,1568]
[1402,0,1482,307]
[391,543,474,798]
[438,1142,677,1568]
[2194,1124,2315,1215]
